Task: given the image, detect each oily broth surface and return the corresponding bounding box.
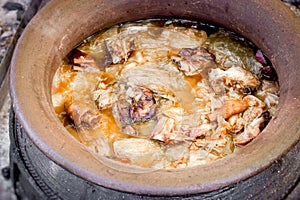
[51,19,279,169]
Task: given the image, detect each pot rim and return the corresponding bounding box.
[10,0,300,196]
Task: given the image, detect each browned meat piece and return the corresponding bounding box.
[149,116,176,144]
[72,50,100,72]
[243,95,266,108]
[112,86,157,136]
[105,38,135,64]
[209,67,260,91]
[65,100,102,129]
[74,41,119,71]
[223,98,249,119]
[131,87,157,122]
[71,37,135,71]
[149,107,196,144]
[230,106,265,145]
[171,47,215,76]
[188,124,212,139]
[113,99,134,125]
[234,116,265,145]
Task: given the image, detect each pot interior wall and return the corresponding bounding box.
[10,0,300,196]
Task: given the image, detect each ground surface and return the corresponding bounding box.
[0,0,30,199]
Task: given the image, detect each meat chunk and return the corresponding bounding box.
[71,50,100,72]
[223,98,249,119]
[112,86,157,136]
[171,47,215,76]
[234,116,265,145]
[150,116,176,144]
[243,95,266,108]
[105,38,135,64]
[128,86,157,122]
[65,100,102,129]
[149,107,195,144]
[71,37,135,72]
[209,67,260,91]
[71,43,115,71]
[113,99,134,126]
[231,106,266,145]
[222,95,265,119]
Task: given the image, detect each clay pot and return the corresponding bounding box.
[10,0,300,196]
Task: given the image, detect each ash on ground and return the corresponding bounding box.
[0,1,30,199]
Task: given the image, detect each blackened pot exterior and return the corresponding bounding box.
[10,0,300,196]
[9,109,300,199]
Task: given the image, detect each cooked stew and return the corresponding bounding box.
[51,19,279,169]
